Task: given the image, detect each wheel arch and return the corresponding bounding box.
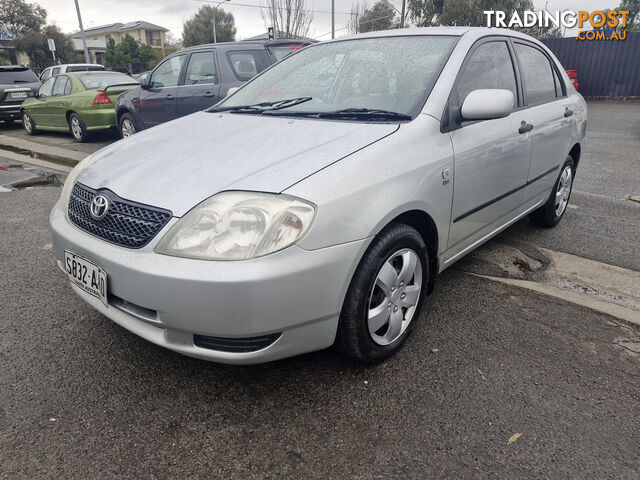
[568,143,581,171]
[381,209,439,294]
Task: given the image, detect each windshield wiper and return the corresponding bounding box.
[316,108,412,121]
[209,96,313,114]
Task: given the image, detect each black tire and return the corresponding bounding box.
[118,112,139,139]
[68,113,89,143]
[22,110,36,135]
[529,156,575,228]
[336,223,429,363]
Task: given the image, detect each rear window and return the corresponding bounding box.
[268,45,305,62]
[226,50,270,81]
[77,72,136,89]
[67,65,105,72]
[0,68,39,84]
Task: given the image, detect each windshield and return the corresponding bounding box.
[77,72,137,89]
[213,36,457,119]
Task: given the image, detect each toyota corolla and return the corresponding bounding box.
[50,27,586,364]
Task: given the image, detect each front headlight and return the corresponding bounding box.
[60,155,92,214]
[155,191,316,261]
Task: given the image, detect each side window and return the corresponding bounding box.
[38,77,55,98]
[40,68,51,81]
[184,51,217,85]
[515,44,557,105]
[227,51,269,81]
[150,55,185,88]
[52,76,69,96]
[64,77,73,95]
[456,41,517,108]
[52,67,61,76]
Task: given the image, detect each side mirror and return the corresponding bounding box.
[460,89,513,121]
[140,77,150,90]
[226,87,240,97]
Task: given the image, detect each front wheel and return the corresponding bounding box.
[119,113,138,138]
[22,110,36,135]
[68,113,89,143]
[529,156,574,228]
[336,223,429,363]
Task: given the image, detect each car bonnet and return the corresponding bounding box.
[76,111,399,216]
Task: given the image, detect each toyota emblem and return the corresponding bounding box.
[90,195,110,220]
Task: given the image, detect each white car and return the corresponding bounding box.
[40,64,105,81]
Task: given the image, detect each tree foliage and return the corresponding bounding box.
[359,1,398,33]
[408,0,533,27]
[261,0,314,39]
[0,0,47,34]
[617,0,640,31]
[103,34,154,70]
[182,5,236,46]
[12,25,81,66]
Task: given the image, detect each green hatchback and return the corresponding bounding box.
[21,71,138,142]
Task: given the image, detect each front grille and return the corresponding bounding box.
[68,182,172,248]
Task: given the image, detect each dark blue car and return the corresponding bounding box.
[115,40,309,137]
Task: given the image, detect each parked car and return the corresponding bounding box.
[50,27,586,364]
[40,64,105,81]
[0,66,41,124]
[21,71,138,142]
[115,39,310,138]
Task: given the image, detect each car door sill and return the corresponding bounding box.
[443,197,546,269]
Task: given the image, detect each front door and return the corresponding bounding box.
[28,77,56,126]
[177,50,221,117]
[139,54,186,128]
[445,39,533,261]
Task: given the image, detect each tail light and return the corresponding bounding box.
[93,91,112,105]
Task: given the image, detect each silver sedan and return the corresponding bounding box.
[50,27,586,364]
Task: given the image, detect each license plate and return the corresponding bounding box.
[10,92,27,99]
[64,251,108,307]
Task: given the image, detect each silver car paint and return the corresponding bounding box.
[50,27,587,363]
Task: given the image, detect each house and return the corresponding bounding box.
[71,21,168,55]
[0,29,30,65]
[71,38,107,64]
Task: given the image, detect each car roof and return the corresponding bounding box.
[182,39,312,52]
[329,26,542,44]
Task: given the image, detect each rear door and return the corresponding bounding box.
[138,54,186,128]
[176,50,220,117]
[445,39,532,260]
[513,41,573,200]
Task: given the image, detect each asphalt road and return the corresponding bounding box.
[1,102,639,479]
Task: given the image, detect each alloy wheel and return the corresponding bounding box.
[121,119,136,137]
[71,117,82,139]
[367,248,423,346]
[555,165,573,217]
[22,112,32,133]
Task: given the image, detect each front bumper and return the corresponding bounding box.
[50,202,369,364]
[0,104,21,120]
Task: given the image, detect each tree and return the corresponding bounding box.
[357,1,397,33]
[182,5,236,46]
[0,0,47,34]
[103,34,156,71]
[617,0,640,31]
[12,25,81,66]
[348,0,367,34]
[261,0,314,39]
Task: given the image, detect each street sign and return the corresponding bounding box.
[47,38,56,52]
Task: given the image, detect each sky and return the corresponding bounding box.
[30,0,622,41]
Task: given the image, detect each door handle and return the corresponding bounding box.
[165,94,174,99]
[203,91,215,97]
[518,121,534,134]
[564,107,574,117]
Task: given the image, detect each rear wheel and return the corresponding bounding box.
[22,110,36,135]
[336,223,429,363]
[69,113,89,143]
[119,113,138,138]
[529,156,574,228]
